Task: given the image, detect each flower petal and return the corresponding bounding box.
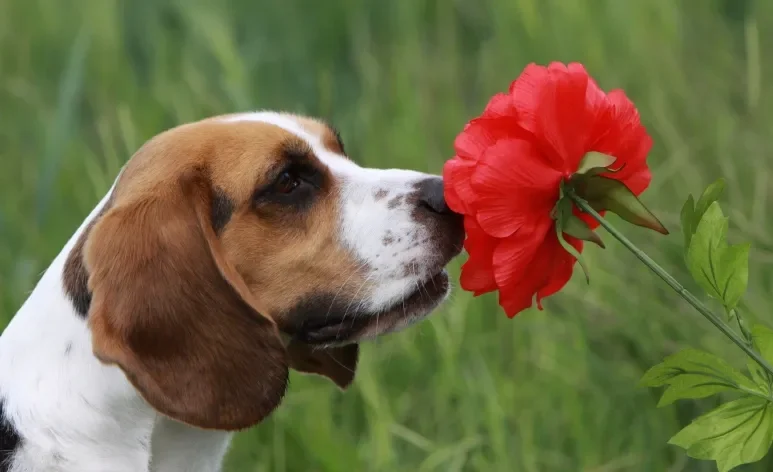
[588,89,652,188]
[535,233,582,308]
[582,65,607,111]
[491,217,553,291]
[496,227,583,317]
[482,92,517,118]
[442,157,477,214]
[472,139,562,192]
[495,237,555,316]
[459,218,498,294]
[509,63,549,134]
[620,166,652,196]
[470,138,561,237]
[453,117,523,161]
[536,64,597,170]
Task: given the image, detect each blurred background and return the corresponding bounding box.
[2,0,772,470]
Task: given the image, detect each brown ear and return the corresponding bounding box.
[286,341,359,389]
[84,174,289,431]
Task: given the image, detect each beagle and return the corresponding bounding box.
[0,112,464,472]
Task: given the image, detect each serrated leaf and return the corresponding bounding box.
[718,243,750,310]
[694,178,726,226]
[640,348,760,406]
[681,194,695,250]
[686,202,750,309]
[669,395,773,472]
[572,176,669,235]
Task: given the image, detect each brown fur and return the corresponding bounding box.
[81,118,366,430]
[286,342,358,389]
[293,116,346,155]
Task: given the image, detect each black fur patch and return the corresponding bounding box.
[0,402,20,471]
[63,268,91,318]
[332,127,346,155]
[211,188,234,234]
[277,293,372,345]
[62,193,116,318]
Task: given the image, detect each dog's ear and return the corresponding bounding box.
[84,172,289,431]
[286,341,359,389]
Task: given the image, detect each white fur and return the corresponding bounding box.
[0,112,444,471]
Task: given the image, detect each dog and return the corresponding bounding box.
[0,112,464,471]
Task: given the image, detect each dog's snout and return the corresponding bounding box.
[411,176,464,264]
[416,177,452,215]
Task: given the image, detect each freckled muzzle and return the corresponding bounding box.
[276,176,465,347]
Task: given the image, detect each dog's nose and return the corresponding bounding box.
[416,177,453,215]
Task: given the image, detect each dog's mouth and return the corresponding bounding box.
[290,270,450,346]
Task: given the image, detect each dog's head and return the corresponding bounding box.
[76,112,463,431]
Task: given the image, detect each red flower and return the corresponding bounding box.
[443,62,653,317]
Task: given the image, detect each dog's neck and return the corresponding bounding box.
[0,187,231,472]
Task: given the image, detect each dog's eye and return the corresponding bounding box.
[273,171,301,194]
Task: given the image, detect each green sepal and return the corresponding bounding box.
[555,224,590,284]
[576,151,617,175]
[551,195,591,284]
[562,213,605,248]
[572,175,669,235]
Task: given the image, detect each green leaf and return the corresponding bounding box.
[694,178,726,226]
[669,395,773,472]
[719,243,751,310]
[752,325,773,364]
[640,348,760,406]
[681,194,695,250]
[681,179,725,252]
[687,202,728,300]
[748,358,769,392]
[686,202,750,310]
[749,325,773,391]
[575,151,617,175]
[572,175,669,235]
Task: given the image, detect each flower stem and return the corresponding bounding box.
[567,192,773,379]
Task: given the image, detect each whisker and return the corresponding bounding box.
[412,260,430,300]
[324,259,371,322]
[336,272,374,339]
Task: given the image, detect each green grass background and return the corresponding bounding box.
[2,0,773,470]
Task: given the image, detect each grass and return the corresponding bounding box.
[2,0,773,470]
